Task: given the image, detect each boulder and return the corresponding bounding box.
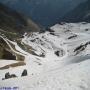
[5,72,11,79]
[2,72,17,80]
[21,69,27,76]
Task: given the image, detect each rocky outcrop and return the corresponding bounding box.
[74,41,90,55]
[21,69,28,77]
[2,72,17,80]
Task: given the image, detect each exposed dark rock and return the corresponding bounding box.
[55,49,65,57]
[55,51,60,56]
[85,41,90,46]
[74,41,90,55]
[85,29,89,31]
[10,74,17,78]
[5,72,10,79]
[39,53,45,57]
[50,32,55,35]
[74,45,86,55]
[21,69,28,77]
[2,72,17,80]
[64,30,71,33]
[30,39,36,42]
[68,35,77,39]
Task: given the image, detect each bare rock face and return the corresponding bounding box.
[74,41,90,55]
[55,49,65,57]
[21,69,28,77]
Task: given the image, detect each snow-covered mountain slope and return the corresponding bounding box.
[0,22,90,90]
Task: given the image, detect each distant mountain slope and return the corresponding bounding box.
[62,0,90,22]
[0,3,41,36]
[0,0,86,27]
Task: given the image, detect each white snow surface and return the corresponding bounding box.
[0,22,90,90]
